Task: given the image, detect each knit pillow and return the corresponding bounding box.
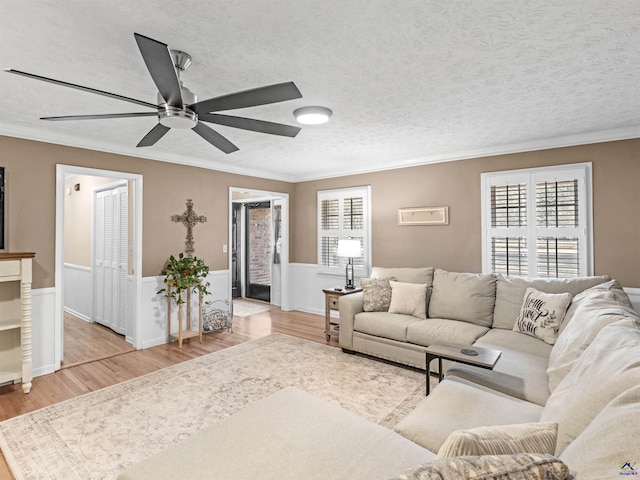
[513,288,572,345]
[361,277,396,312]
[437,422,558,458]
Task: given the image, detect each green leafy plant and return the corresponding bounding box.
[157,253,212,305]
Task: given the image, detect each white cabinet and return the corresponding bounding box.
[0,253,35,393]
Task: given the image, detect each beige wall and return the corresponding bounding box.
[2,134,639,290]
[293,139,640,287]
[63,175,121,267]
[0,135,294,289]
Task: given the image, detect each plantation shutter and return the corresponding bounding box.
[318,186,370,275]
[483,164,591,278]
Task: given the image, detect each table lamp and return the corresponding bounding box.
[336,238,361,289]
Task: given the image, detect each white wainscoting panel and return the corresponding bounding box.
[63,263,92,321]
[32,287,57,377]
[624,287,640,315]
[288,263,363,317]
[140,270,231,349]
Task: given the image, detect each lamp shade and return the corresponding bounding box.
[336,239,361,258]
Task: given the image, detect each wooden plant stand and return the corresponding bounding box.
[166,280,203,348]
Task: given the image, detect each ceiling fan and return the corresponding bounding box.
[6,33,303,154]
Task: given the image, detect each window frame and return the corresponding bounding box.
[481,163,593,278]
[317,186,371,277]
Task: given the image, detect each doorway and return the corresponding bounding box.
[245,201,272,302]
[55,165,143,371]
[228,188,289,310]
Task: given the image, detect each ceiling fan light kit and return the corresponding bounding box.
[6,33,304,154]
[294,106,332,125]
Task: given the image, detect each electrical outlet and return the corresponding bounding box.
[222,244,227,253]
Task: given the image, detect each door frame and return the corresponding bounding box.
[55,165,143,370]
[228,187,290,310]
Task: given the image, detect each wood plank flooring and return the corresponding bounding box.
[0,308,336,480]
[62,313,135,368]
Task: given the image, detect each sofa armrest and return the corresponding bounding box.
[339,291,364,350]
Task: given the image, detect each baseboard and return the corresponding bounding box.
[63,306,91,323]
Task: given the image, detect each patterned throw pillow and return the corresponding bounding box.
[361,277,396,312]
[513,288,572,345]
[391,453,569,480]
[437,422,558,458]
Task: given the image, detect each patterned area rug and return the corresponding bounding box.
[0,334,429,480]
[232,299,277,317]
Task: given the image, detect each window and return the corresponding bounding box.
[481,163,592,278]
[317,186,371,276]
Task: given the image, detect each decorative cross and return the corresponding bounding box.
[172,199,207,256]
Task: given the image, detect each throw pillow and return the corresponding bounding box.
[437,422,558,458]
[361,277,396,312]
[390,453,569,480]
[513,288,572,345]
[388,281,427,319]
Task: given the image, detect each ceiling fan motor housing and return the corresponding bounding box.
[157,84,197,129]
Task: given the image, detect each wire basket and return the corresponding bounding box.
[203,299,233,333]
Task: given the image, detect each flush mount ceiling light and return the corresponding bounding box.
[294,106,332,125]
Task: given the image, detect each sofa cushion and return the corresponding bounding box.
[406,318,489,348]
[446,348,551,406]
[540,317,640,455]
[394,377,543,454]
[492,274,609,330]
[547,280,638,392]
[353,312,423,342]
[371,267,434,285]
[361,277,396,312]
[473,328,552,359]
[389,281,428,319]
[512,288,572,345]
[558,279,634,336]
[558,384,640,480]
[391,453,569,480]
[428,269,496,327]
[437,422,558,458]
[118,387,437,480]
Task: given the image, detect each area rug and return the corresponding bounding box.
[232,298,277,317]
[0,334,430,480]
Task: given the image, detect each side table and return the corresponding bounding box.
[425,343,501,395]
[322,287,362,341]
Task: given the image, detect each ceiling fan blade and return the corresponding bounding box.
[192,123,239,154]
[192,82,302,114]
[137,123,170,147]
[5,69,157,109]
[134,33,183,109]
[41,112,158,121]
[199,113,301,137]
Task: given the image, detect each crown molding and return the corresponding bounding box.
[0,123,293,182]
[2,123,639,183]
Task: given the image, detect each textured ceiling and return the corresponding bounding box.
[1,1,639,181]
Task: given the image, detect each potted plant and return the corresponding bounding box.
[157,253,212,305]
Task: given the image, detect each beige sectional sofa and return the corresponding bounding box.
[120,267,640,479]
[339,267,640,478]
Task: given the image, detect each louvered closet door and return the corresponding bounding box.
[93,185,128,335]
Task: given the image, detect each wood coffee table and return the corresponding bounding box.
[425,343,501,395]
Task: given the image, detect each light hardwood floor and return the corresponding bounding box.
[62,313,136,368]
[0,308,335,479]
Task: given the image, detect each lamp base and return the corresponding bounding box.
[344,284,356,290]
